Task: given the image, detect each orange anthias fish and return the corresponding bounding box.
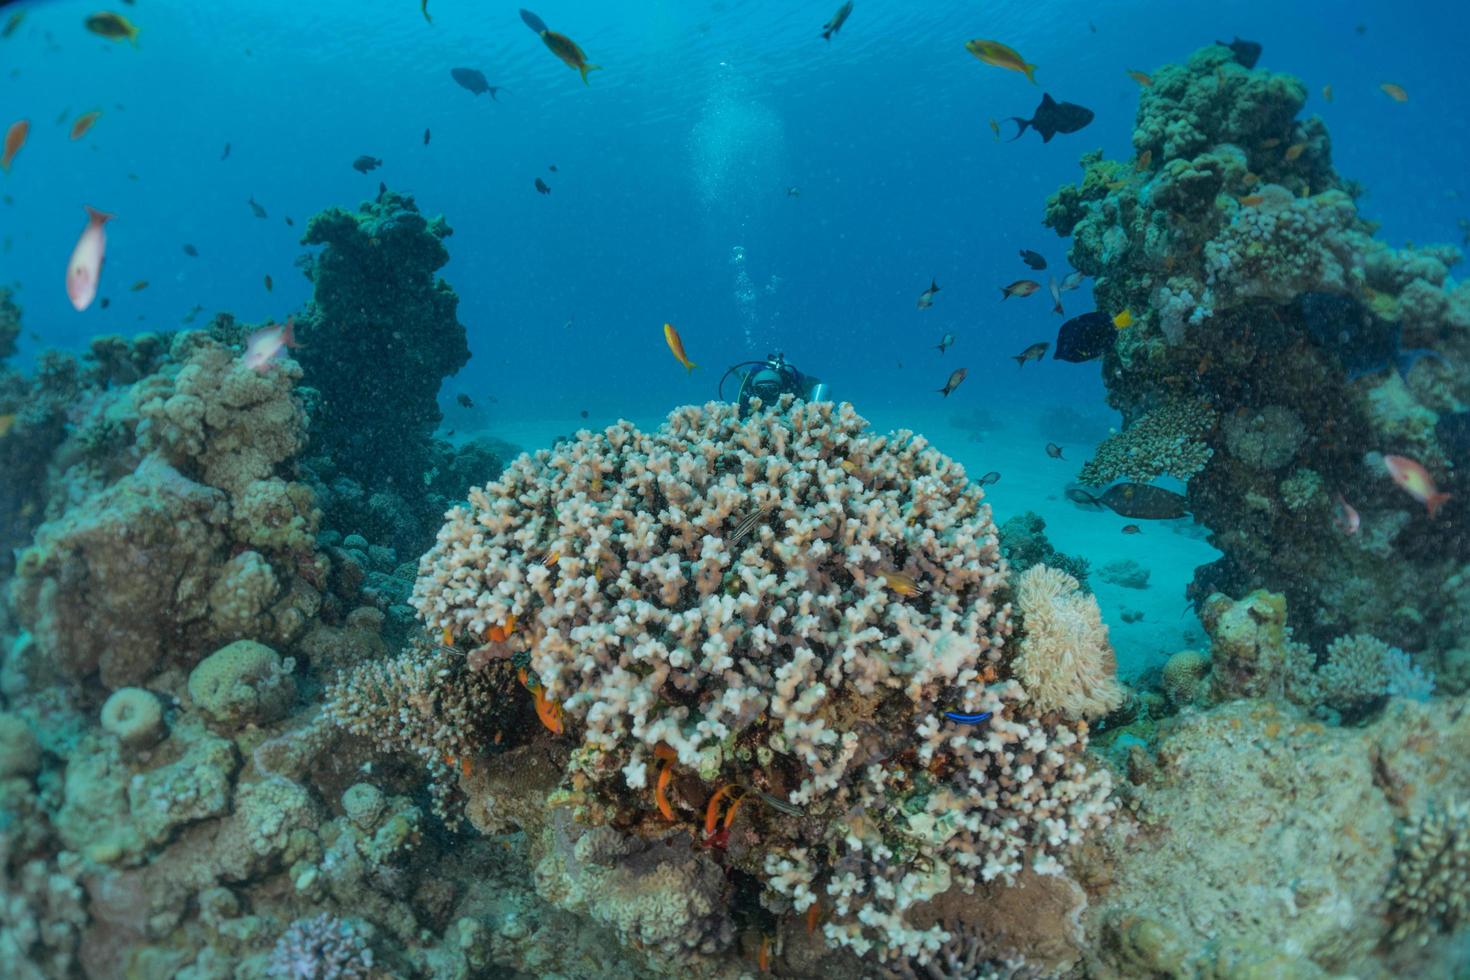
[70,110,102,141]
[663,322,696,372]
[518,667,565,735]
[541,29,601,84]
[2,119,28,172]
[1333,494,1360,535]
[1383,454,1450,518]
[1380,82,1408,102]
[1126,69,1152,87]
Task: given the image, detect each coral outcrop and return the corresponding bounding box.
[385,397,1116,966]
[1046,43,1470,666]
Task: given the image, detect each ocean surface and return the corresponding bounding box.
[2,0,1470,976]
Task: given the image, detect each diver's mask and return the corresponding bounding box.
[718,352,828,417]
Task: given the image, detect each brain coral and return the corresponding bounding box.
[410,398,1114,962]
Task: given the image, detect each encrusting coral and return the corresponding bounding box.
[399,396,1116,964]
[1385,798,1470,944]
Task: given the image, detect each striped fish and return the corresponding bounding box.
[727,504,772,547]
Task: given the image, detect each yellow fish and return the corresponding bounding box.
[542,30,600,85]
[989,118,1000,141]
[1126,69,1151,87]
[1112,309,1134,329]
[663,322,696,372]
[1284,142,1306,161]
[964,39,1036,84]
[880,571,927,598]
[1380,82,1408,102]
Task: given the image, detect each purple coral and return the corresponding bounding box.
[267,913,374,979]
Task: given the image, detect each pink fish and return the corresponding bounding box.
[242,316,299,373]
[1048,275,1063,316]
[1332,494,1359,535]
[65,205,113,312]
[1383,454,1451,519]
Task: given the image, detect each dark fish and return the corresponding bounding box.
[220,142,230,161]
[535,177,551,195]
[1217,36,1261,69]
[520,8,549,34]
[450,68,504,100]
[352,155,382,173]
[285,216,294,226]
[978,471,1001,486]
[181,304,203,323]
[424,128,431,146]
[264,275,273,292]
[100,297,110,309]
[456,393,474,408]
[1069,484,1189,520]
[549,164,558,172]
[182,243,198,257]
[378,181,387,197]
[1019,249,1047,270]
[934,332,955,353]
[580,409,589,418]
[130,280,148,292]
[1046,443,1065,460]
[937,368,968,397]
[1012,341,1048,367]
[822,1,853,41]
[2,12,25,39]
[1006,93,1094,143]
[247,196,267,219]
[1121,524,1142,534]
[1053,311,1115,363]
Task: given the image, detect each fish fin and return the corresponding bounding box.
[1054,300,1064,316]
[1004,117,1030,142]
[1024,63,1037,85]
[1427,492,1452,520]
[1012,356,1025,367]
[937,387,951,396]
[1041,127,1055,144]
[580,64,602,85]
[281,315,300,349]
[930,279,939,292]
[1000,287,1011,300]
[1040,92,1057,108]
[84,205,114,225]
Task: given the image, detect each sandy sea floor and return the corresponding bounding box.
[467,402,1220,682]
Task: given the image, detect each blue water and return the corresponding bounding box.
[4,0,1465,426]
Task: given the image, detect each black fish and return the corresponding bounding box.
[520,8,549,34]
[424,128,431,146]
[450,68,504,100]
[535,177,551,194]
[1007,93,1094,143]
[352,155,382,173]
[1046,443,1065,460]
[1013,341,1048,367]
[935,332,955,353]
[247,195,267,219]
[822,1,853,41]
[182,243,198,257]
[580,409,589,418]
[1217,36,1261,69]
[937,368,968,397]
[220,142,230,161]
[549,164,558,172]
[285,216,294,226]
[100,297,110,309]
[978,471,1001,487]
[1019,249,1047,270]
[456,393,474,409]
[1053,311,1114,363]
[378,181,387,198]
[1068,483,1189,520]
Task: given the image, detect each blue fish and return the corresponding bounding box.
[943,710,993,725]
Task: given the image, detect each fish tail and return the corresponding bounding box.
[685,360,697,373]
[580,64,602,85]
[1005,117,1030,142]
[1023,62,1037,85]
[84,205,114,225]
[1012,355,1025,367]
[937,386,950,396]
[1427,492,1452,520]
[1000,287,1011,300]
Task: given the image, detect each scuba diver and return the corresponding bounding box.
[718,352,828,416]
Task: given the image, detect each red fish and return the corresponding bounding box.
[243,316,300,373]
[66,206,113,311]
[2,119,28,171]
[70,110,101,141]
[1383,454,1450,518]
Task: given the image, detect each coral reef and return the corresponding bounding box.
[1385,799,1470,944]
[401,397,1116,964]
[1044,43,1469,663]
[997,511,1090,588]
[1012,565,1125,720]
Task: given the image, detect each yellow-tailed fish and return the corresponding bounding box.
[964,39,1036,84]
